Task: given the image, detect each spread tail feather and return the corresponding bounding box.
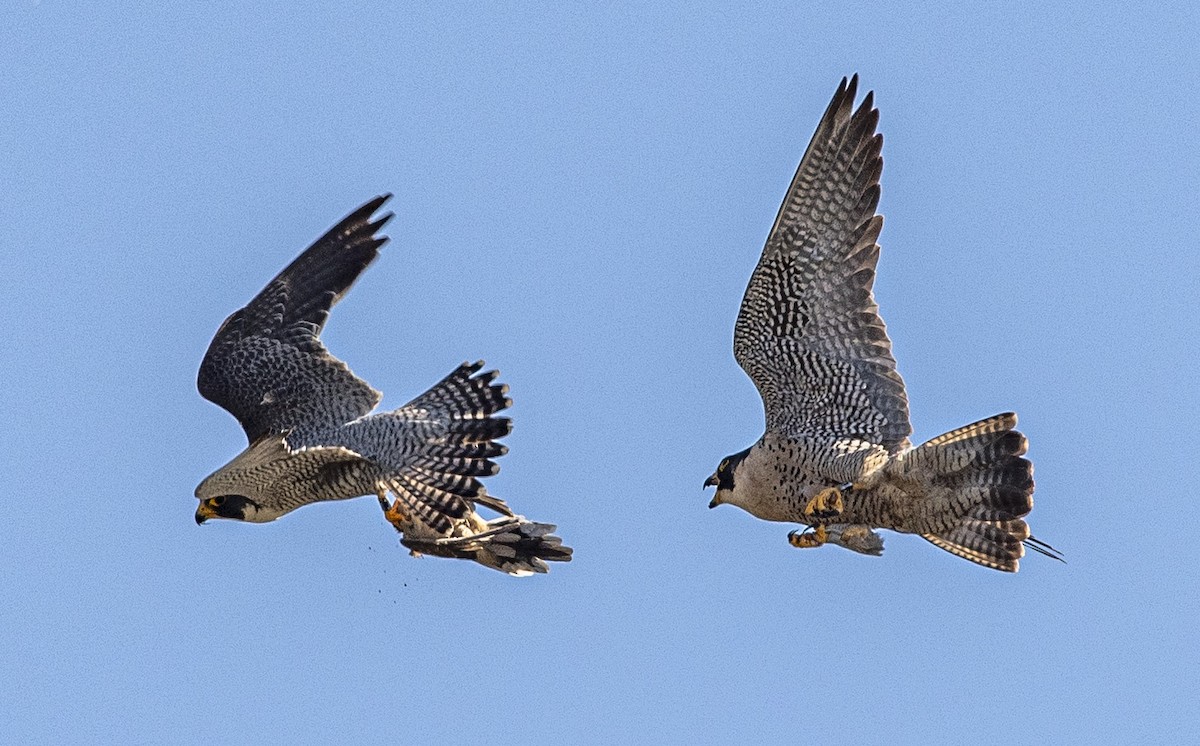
[924,516,1028,572]
[385,361,514,532]
[894,413,1059,572]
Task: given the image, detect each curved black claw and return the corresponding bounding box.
[788,526,828,549]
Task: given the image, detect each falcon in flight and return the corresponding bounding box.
[194,195,571,576]
[705,76,1062,571]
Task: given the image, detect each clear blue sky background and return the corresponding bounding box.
[2,2,1197,743]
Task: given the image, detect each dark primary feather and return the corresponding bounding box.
[733,74,911,453]
[197,195,393,442]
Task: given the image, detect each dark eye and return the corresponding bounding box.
[720,459,729,471]
[213,496,226,506]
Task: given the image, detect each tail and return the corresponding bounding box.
[383,362,573,575]
[400,516,573,576]
[385,361,513,533]
[895,413,1062,572]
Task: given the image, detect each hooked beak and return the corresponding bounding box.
[705,472,720,509]
[195,500,217,525]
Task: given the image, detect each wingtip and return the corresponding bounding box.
[839,74,880,114]
[368,211,395,233]
[861,89,875,112]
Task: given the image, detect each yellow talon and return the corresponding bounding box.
[804,487,844,520]
[789,525,828,548]
[382,497,409,529]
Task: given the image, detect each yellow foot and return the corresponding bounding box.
[381,496,409,530]
[788,525,828,549]
[804,486,844,521]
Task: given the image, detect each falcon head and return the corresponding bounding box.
[194,435,290,524]
[704,447,752,509]
[195,495,260,524]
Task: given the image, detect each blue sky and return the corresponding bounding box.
[3,1,1197,743]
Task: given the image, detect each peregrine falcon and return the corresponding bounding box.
[194,195,571,576]
[704,76,1062,572]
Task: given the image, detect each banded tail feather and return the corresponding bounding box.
[894,413,1062,572]
[423,440,508,460]
[403,361,512,424]
[385,476,467,534]
[404,362,512,475]
[382,360,514,530]
[381,360,573,574]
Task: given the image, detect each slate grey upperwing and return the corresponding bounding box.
[197,195,393,443]
[732,76,911,453]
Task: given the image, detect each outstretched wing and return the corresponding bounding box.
[734,75,911,454]
[198,195,393,443]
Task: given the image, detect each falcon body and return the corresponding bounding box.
[195,195,571,575]
[705,77,1061,572]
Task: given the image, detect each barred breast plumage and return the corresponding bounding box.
[705,76,1061,572]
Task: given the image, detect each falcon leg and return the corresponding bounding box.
[379,491,423,556]
[788,525,829,549]
[378,491,409,531]
[803,486,844,521]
